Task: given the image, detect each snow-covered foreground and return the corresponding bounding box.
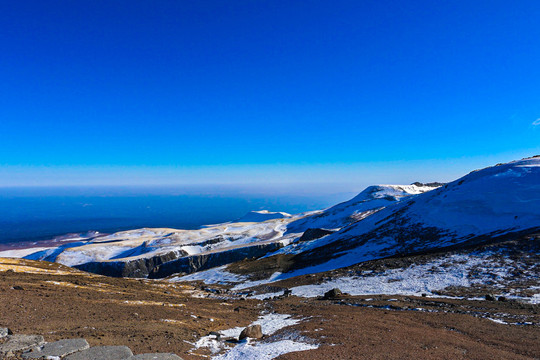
[190,312,318,359]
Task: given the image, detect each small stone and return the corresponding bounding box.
[485,294,496,301]
[12,285,24,290]
[208,331,221,341]
[129,354,183,360]
[0,335,45,357]
[239,325,263,340]
[22,338,90,359]
[323,288,343,299]
[497,296,507,302]
[65,346,133,360]
[0,327,12,338]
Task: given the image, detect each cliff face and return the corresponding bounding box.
[75,250,182,278]
[149,241,283,278]
[75,242,283,278]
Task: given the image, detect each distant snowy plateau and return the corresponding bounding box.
[2,156,539,303]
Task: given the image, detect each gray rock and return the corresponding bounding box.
[149,242,284,279]
[0,335,45,357]
[65,346,133,360]
[129,354,183,360]
[299,228,335,242]
[22,338,89,359]
[0,327,12,338]
[323,288,343,299]
[239,324,263,340]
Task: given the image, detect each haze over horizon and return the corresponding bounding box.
[1,1,539,190]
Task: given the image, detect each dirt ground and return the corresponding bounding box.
[1,258,539,359]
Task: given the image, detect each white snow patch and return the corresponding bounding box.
[193,313,314,359]
[252,313,303,336]
[170,266,246,285]
[0,247,52,258]
[530,294,540,305]
[232,272,283,290]
[212,339,317,360]
[290,254,504,298]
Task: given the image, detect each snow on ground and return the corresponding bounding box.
[232,272,283,291]
[170,266,247,284]
[530,294,540,305]
[192,312,316,359]
[212,339,318,360]
[251,313,304,335]
[285,251,539,303]
[11,215,298,267]
[0,247,52,258]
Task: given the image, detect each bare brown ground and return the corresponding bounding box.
[1,258,539,359]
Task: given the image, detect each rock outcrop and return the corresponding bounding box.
[0,330,184,359]
[298,228,336,242]
[0,334,45,357]
[149,241,283,279]
[75,250,182,278]
[239,325,263,340]
[22,338,89,359]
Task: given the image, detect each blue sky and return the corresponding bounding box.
[1,1,539,190]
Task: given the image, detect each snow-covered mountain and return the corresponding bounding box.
[285,156,540,275]
[1,156,538,281]
[286,184,438,233]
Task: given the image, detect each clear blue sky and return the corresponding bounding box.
[1,1,539,190]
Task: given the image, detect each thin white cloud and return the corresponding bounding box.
[533,118,540,126]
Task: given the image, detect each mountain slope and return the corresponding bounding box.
[286,184,438,233]
[1,156,538,282]
[286,156,540,275]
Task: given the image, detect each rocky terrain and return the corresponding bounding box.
[0,254,539,359]
[1,156,539,359]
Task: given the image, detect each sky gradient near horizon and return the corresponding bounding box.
[1,1,539,190]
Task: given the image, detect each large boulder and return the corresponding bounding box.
[22,338,89,359]
[239,325,263,340]
[65,345,133,360]
[0,335,45,357]
[323,288,343,299]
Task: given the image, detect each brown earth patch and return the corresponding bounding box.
[1,258,539,359]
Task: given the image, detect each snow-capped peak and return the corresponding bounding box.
[350,184,440,202]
